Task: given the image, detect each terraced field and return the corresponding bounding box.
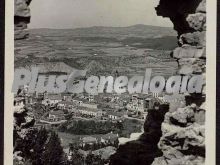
[15,24,178,78]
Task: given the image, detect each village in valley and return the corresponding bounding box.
[13,21,182,164]
[13,61,184,164]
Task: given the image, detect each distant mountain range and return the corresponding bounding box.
[30,24,177,39]
[27,24,178,50]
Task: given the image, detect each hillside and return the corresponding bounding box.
[15,24,178,77]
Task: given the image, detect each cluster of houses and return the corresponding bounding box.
[36,91,126,124]
[14,62,174,126]
[14,82,172,125]
[126,94,166,112]
[14,86,168,124]
[41,91,166,123]
[67,132,119,160]
[14,62,183,164]
[79,132,119,150]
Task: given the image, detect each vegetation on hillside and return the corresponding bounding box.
[14,128,66,165]
[58,119,143,137]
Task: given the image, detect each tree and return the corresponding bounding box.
[85,153,105,165]
[14,128,53,165]
[31,128,49,165]
[42,131,65,165]
[14,128,38,160]
[70,150,84,165]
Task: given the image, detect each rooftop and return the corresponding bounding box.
[107,111,125,117]
[49,110,65,116]
[58,101,75,106]
[72,97,97,104]
[81,136,97,143]
[77,106,102,113]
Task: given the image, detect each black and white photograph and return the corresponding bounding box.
[10,0,216,164]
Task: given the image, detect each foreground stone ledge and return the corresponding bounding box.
[173,46,205,59]
[196,0,206,13]
[178,58,206,75]
[186,13,206,31]
[14,0,32,40]
[179,31,206,47]
[15,0,31,17]
[152,155,205,165]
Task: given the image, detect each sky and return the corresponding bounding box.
[29,0,173,29]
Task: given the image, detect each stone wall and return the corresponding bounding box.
[152,0,206,164]
[14,0,32,40]
[13,103,35,163]
[14,1,34,163]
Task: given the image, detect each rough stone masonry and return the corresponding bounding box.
[152,0,206,164]
[14,0,32,40]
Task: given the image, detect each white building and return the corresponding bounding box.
[78,107,103,117]
[42,94,63,106]
[57,101,75,111]
[107,111,125,121]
